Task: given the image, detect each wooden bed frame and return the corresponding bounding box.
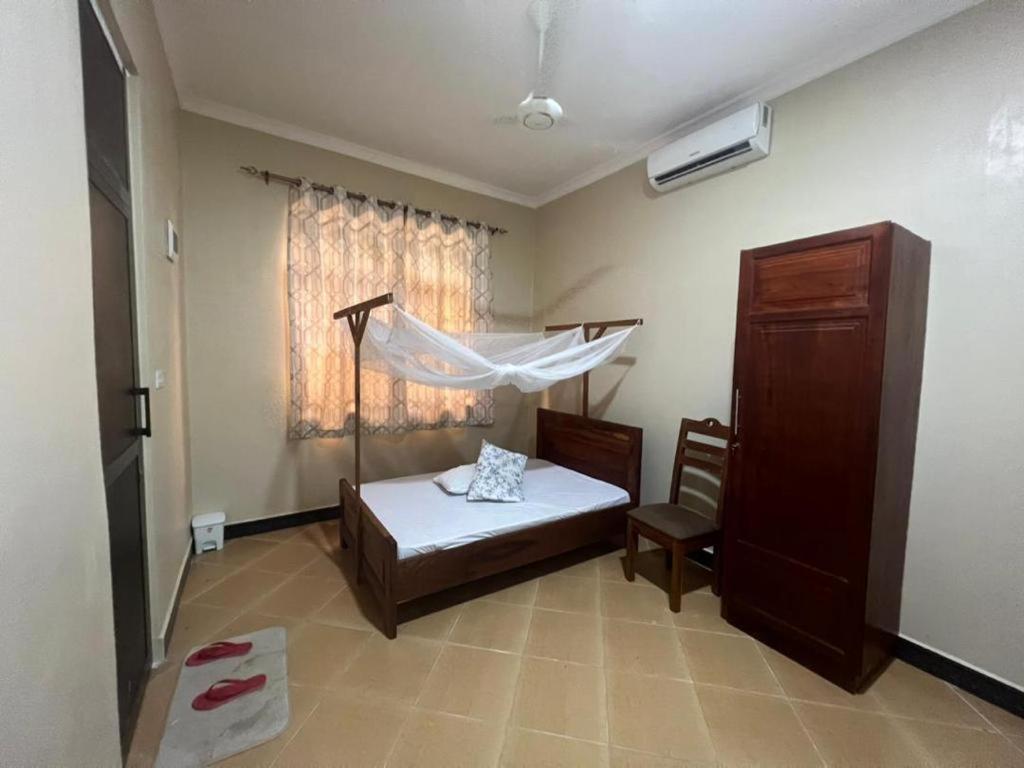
[339,407,642,637]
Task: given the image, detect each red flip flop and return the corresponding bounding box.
[185,640,253,667]
[191,675,267,711]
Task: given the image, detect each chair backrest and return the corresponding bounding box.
[669,417,731,527]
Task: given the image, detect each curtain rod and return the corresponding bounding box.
[239,165,508,235]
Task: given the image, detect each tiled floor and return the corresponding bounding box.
[128,523,1024,767]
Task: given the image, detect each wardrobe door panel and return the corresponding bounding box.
[735,317,873,578]
[750,240,871,314]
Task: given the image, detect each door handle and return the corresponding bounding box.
[732,388,741,434]
[731,388,741,452]
[132,387,151,437]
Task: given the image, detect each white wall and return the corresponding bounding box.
[536,0,1024,687]
[181,113,538,523]
[109,0,193,661]
[0,2,121,764]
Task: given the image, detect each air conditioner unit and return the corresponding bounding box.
[647,103,772,192]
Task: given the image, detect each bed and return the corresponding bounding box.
[339,407,642,637]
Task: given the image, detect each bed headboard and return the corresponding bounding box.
[536,408,643,506]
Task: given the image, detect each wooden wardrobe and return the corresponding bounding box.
[722,221,930,692]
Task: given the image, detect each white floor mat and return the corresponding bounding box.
[155,627,290,768]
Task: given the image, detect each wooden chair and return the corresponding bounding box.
[625,417,730,611]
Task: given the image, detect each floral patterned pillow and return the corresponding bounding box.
[467,440,528,502]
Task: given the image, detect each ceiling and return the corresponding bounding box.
[155,0,977,207]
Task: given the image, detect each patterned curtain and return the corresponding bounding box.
[287,180,494,438]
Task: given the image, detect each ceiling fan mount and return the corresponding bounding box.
[518,94,564,131]
[495,0,567,132]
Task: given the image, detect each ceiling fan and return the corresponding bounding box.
[495,0,567,131]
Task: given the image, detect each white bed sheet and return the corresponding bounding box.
[360,459,630,560]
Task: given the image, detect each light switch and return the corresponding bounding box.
[154,369,166,390]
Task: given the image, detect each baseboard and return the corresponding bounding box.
[894,636,1024,719]
[154,537,193,665]
[224,505,340,541]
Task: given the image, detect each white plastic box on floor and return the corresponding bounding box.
[191,511,226,554]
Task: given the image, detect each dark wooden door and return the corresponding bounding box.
[724,228,888,687]
[80,0,151,753]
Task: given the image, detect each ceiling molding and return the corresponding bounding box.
[179,93,540,209]
[177,1,975,212]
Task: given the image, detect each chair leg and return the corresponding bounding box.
[711,543,722,597]
[670,541,683,612]
[624,519,637,582]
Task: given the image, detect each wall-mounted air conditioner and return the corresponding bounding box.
[647,103,772,192]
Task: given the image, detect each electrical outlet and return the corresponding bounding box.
[154,369,166,390]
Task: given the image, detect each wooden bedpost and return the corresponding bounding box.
[543,318,644,417]
[333,293,395,582]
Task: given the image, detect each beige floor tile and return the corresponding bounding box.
[248,527,302,544]
[956,689,1024,738]
[449,600,532,653]
[401,604,463,640]
[182,561,237,603]
[388,709,505,768]
[165,602,239,660]
[196,538,278,569]
[559,557,600,579]
[127,662,180,764]
[603,620,689,679]
[186,568,289,611]
[484,578,540,606]
[610,550,681,592]
[295,551,347,582]
[247,575,345,619]
[526,608,603,666]
[600,583,671,625]
[902,718,1024,768]
[500,729,610,768]
[794,701,928,767]
[606,670,716,762]
[679,630,782,695]
[212,684,322,767]
[273,690,408,767]
[246,542,322,574]
[286,621,370,686]
[697,685,823,767]
[536,574,601,615]
[417,644,521,721]
[513,657,608,742]
[124,750,156,768]
[759,643,883,712]
[597,551,631,583]
[608,747,696,767]
[290,522,338,554]
[213,610,302,641]
[870,660,986,727]
[669,592,741,636]
[330,634,441,703]
[311,587,376,631]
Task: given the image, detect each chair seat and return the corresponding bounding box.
[628,503,717,541]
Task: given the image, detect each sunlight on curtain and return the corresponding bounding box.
[287,180,493,438]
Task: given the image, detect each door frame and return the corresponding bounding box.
[89,0,183,668]
[81,0,156,752]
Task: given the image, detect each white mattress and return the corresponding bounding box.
[360,459,630,560]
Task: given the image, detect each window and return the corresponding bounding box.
[287,181,493,437]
